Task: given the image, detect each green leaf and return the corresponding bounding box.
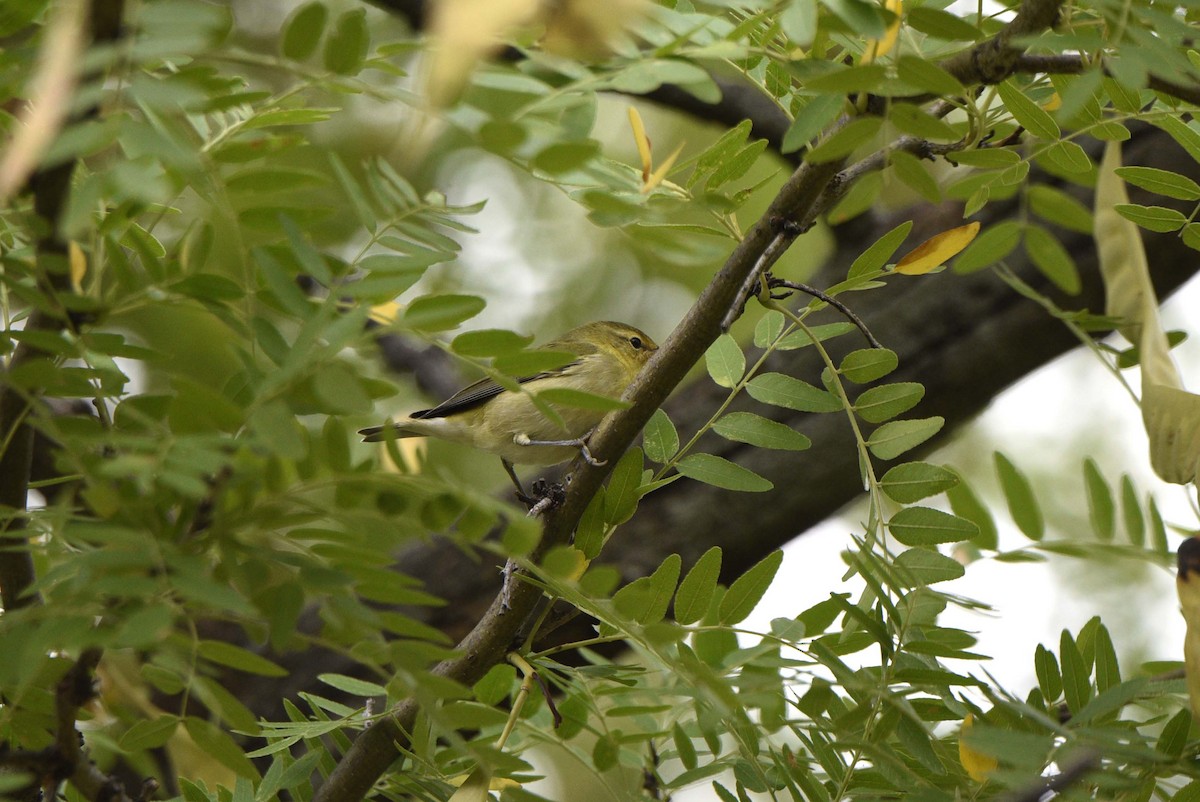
[403,294,486,331]
[706,334,746,388]
[1082,458,1115,541]
[805,64,887,94]
[821,0,886,35]
[1040,141,1093,174]
[534,141,600,174]
[746,372,841,412]
[281,1,328,61]
[888,507,978,546]
[1115,203,1188,233]
[896,55,965,96]
[997,79,1060,140]
[952,220,1022,274]
[754,310,786,347]
[1027,184,1093,233]
[946,469,998,549]
[840,348,897,383]
[1092,624,1121,693]
[1035,643,1062,701]
[867,417,944,460]
[848,220,912,278]
[673,723,698,771]
[719,550,783,624]
[198,640,288,677]
[994,452,1043,540]
[451,329,534,357]
[782,94,845,154]
[537,387,629,411]
[1059,630,1092,714]
[1115,166,1200,201]
[1120,475,1145,547]
[323,8,369,75]
[853,382,924,423]
[707,139,769,188]
[185,717,258,779]
[613,554,681,625]
[1024,223,1080,294]
[643,409,679,464]
[1157,709,1192,758]
[1150,497,1169,554]
[894,547,964,586]
[675,546,721,625]
[890,150,942,202]
[318,673,387,697]
[120,715,180,752]
[806,117,882,164]
[905,7,981,40]
[604,448,645,525]
[880,462,958,503]
[677,454,773,492]
[713,412,811,451]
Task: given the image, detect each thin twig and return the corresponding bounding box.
[998,749,1100,802]
[721,224,801,333]
[767,279,882,348]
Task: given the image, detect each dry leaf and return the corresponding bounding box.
[425,0,540,108]
[958,713,997,782]
[644,141,684,193]
[1096,141,1197,483]
[894,221,980,274]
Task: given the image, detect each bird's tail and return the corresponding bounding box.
[358,423,421,442]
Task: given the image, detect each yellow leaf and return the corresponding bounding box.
[542,0,649,59]
[1179,537,1200,719]
[368,301,401,326]
[958,713,997,782]
[894,221,980,274]
[628,107,653,183]
[447,766,492,802]
[643,141,685,193]
[426,0,540,107]
[1042,92,1062,111]
[863,0,902,63]
[69,240,87,291]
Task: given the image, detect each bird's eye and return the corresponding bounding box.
[629,336,643,349]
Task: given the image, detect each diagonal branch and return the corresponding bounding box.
[310,1,1071,799]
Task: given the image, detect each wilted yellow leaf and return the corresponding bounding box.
[894,221,980,274]
[425,0,540,108]
[958,713,997,782]
[1042,92,1062,111]
[628,107,653,183]
[863,0,902,63]
[1096,141,1197,483]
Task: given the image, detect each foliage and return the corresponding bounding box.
[3,0,1200,801]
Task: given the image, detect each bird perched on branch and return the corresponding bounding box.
[1177,536,1200,719]
[360,320,658,501]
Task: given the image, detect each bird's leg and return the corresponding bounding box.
[513,431,606,466]
[502,458,535,507]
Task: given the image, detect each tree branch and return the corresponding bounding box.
[310,4,1074,798]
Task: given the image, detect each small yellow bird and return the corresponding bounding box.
[360,321,658,498]
[1178,536,1200,719]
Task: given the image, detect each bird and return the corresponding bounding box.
[1178,536,1200,719]
[360,320,658,500]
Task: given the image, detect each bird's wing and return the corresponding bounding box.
[412,363,580,419]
